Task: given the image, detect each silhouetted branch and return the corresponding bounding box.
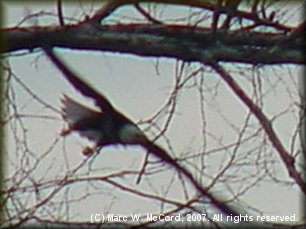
[134,4,163,24]
[3,24,304,64]
[86,0,294,31]
[208,61,306,194]
[56,0,64,26]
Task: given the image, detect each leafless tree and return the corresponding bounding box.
[1,0,305,228]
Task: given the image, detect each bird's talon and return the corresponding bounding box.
[60,128,70,136]
[82,146,95,156]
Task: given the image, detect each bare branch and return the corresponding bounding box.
[56,0,65,26]
[85,0,125,24]
[3,24,304,64]
[207,61,306,194]
[134,3,163,24]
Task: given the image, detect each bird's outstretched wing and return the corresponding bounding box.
[44,48,239,216]
[139,141,239,216]
[44,48,114,113]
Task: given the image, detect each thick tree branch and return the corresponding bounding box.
[2,23,304,65]
[207,61,306,194]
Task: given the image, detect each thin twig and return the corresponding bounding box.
[135,151,150,184]
[134,3,163,24]
[85,0,124,24]
[208,61,306,194]
[57,0,65,26]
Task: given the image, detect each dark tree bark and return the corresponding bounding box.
[2,23,304,64]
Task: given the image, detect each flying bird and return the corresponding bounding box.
[44,49,175,163]
[44,48,239,216]
[60,93,148,156]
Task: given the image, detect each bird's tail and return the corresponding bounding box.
[60,94,100,135]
